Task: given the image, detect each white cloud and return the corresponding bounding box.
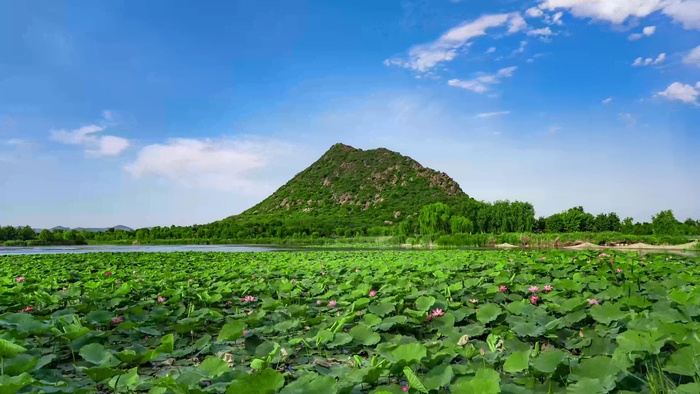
[697,81,700,88]
[629,25,657,40]
[50,125,104,145]
[448,66,518,93]
[683,44,700,65]
[102,110,112,121]
[603,97,613,103]
[384,13,526,72]
[527,58,535,63]
[545,11,565,25]
[125,137,297,193]
[657,82,699,104]
[527,27,554,36]
[550,125,562,133]
[662,1,700,30]
[512,41,528,55]
[4,139,33,146]
[486,47,496,54]
[477,111,511,118]
[49,124,129,157]
[526,7,544,17]
[539,0,700,30]
[632,53,665,66]
[87,136,130,158]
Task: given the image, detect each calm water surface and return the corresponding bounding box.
[0,244,696,257]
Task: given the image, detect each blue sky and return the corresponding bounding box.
[1,0,699,228]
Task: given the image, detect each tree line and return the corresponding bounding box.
[2,202,698,244]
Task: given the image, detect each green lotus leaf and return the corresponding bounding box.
[349,323,381,346]
[279,373,338,394]
[218,321,247,342]
[368,303,395,316]
[532,350,566,374]
[590,303,625,325]
[392,342,427,364]
[476,304,502,324]
[503,350,531,374]
[0,373,35,394]
[415,296,436,311]
[423,364,454,391]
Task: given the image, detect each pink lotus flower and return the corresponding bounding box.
[321,272,325,276]
[157,297,166,302]
[62,287,67,291]
[596,260,600,263]
[498,285,508,292]
[469,299,478,303]
[261,278,265,281]
[252,275,256,278]
[579,330,584,337]
[610,260,614,263]
[116,281,122,284]
[530,296,539,304]
[20,306,34,312]
[543,285,553,292]
[480,348,485,355]
[357,311,362,315]
[529,286,540,293]
[509,259,514,262]
[587,299,599,305]
[424,315,432,323]
[132,270,137,274]
[317,300,323,305]
[242,330,249,335]
[227,301,232,305]
[242,295,255,302]
[15,277,25,282]
[134,279,140,282]
[292,279,296,283]
[105,271,112,276]
[616,269,622,273]
[369,290,377,297]
[431,308,444,317]
[539,257,545,261]
[111,316,124,324]
[188,279,194,283]
[355,269,360,272]
[302,292,307,297]
[329,300,337,307]
[246,310,253,315]
[409,283,412,287]
[403,386,408,392]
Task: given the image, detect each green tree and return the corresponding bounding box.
[19,226,36,241]
[652,210,678,235]
[418,202,451,235]
[449,216,474,234]
[38,229,55,243]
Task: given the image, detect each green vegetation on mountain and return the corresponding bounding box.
[236,143,469,224]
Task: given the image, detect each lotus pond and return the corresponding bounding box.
[1,250,699,394]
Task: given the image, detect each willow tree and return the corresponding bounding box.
[419,202,451,235]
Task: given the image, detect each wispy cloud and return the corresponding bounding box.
[632,53,665,66]
[549,125,562,133]
[485,47,496,54]
[603,97,613,104]
[448,66,517,93]
[684,44,700,66]
[619,113,637,128]
[384,13,527,72]
[49,125,130,157]
[527,27,554,36]
[125,137,298,193]
[477,111,510,118]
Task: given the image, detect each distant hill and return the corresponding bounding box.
[31,225,134,233]
[230,143,471,225]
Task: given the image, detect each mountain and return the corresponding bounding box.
[233,143,470,225]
